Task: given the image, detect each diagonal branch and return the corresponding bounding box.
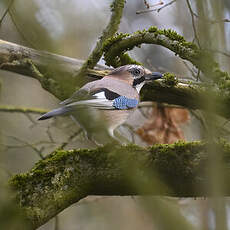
[74,0,126,85]
[185,0,201,48]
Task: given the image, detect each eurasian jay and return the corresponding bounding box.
[38,65,162,143]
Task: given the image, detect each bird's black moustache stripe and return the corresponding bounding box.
[133,76,145,87]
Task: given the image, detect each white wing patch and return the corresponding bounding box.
[93,91,106,99]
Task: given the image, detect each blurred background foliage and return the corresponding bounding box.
[0,0,230,229]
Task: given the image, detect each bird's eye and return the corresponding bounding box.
[132,68,141,76]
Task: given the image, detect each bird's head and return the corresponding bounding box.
[109,64,163,92]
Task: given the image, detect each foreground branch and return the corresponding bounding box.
[9,141,230,229]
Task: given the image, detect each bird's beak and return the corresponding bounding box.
[144,72,163,81]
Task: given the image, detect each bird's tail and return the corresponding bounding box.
[38,99,114,120]
[38,107,72,120]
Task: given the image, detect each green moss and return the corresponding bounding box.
[159,29,186,42]
[9,139,230,228]
[148,26,158,33]
[103,33,129,53]
[162,73,179,87]
[9,173,28,189]
[148,141,205,194]
[119,53,142,66]
[103,27,199,68]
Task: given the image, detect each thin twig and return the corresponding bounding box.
[185,0,201,48]
[8,8,36,48]
[58,129,83,149]
[24,113,37,127]
[46,125,55,143]
[157,0,176,12]
[137,0,176,14]
[5,135,58,159]
[0,0,15,28]
[143,0,150,8]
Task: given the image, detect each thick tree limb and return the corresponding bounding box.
[141,80,230,118]
[0,39,109,99]
[9,141,230,229]
[1,39,230,118]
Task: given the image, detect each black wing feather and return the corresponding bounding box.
[92,88,120,100]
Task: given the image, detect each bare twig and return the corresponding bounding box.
[24,113,38,127]
[157,0,176,12]
[58,129,83,149]
[46,125,55,143]
[8,7,36,48]
[136,8,156,14]
[185,0,201,48]
[143,0,150,8]
[4,135,58,159]
[148,0,164,8]
[137,0,175,14]
[0,0,15,28]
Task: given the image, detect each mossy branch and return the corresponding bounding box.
[73,0,125,86]
[0,39,107,100]
[140,79,230,118]
[1,39,230,118]
[103,27,230,82]
[9,141,230,229]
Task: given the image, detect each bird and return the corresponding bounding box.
[38,64,163,144]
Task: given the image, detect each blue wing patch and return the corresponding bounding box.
[113,96,138,110]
